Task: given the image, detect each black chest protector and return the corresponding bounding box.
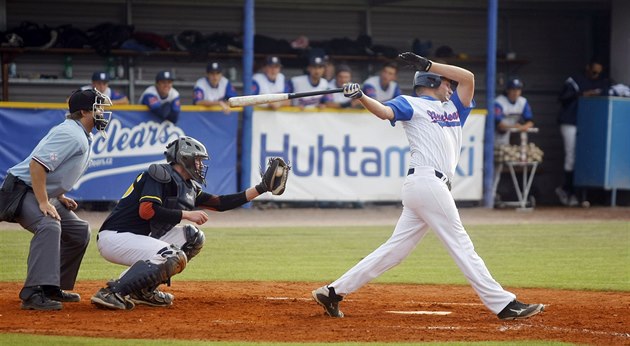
[148,164,198,238]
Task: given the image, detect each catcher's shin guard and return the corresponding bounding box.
[182,224,205,261]
[108,248,187,296]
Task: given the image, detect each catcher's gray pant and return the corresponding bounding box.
[17,191,90,290]
[331,166,516,314]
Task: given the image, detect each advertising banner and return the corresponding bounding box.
[250,109,485,202]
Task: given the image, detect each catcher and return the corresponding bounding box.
[91,136,289,310]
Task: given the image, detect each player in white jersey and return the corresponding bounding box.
[288,55,328,109]
[252,56,290,109]
[362,61,401,102]
[139,71,181,123]
[312,52,544,321]
[193,61,238,114]
[494,78,534,146]
[81,71,129,105]
[323,64,361,109]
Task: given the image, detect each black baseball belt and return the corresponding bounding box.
[407,168,452,191]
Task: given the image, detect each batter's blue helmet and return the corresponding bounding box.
[413,71,443,89]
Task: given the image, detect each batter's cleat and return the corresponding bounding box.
[91,287,135,310]
[128,288,174,307]
[497,300,544,320]
[21,290,63,311]
[43,286,81,302]
[312,286,344,318]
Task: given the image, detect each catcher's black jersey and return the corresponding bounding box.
[100,169,198,235]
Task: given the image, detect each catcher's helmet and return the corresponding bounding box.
[413,71,443,89]
[165,136,209,185]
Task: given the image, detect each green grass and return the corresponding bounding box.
[1,221,628,291]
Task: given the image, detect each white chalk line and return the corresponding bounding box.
[387,310,452,315]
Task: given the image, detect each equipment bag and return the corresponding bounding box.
[0,174,30,222]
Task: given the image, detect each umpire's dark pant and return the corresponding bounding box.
[17,192,90,290]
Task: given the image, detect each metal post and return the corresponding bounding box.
[240,0,255,204]
[484,0,498,208]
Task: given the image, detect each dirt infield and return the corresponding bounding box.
[1,206,629,344]
[0,281,628,344]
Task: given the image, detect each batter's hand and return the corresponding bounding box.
[39,201,61,221]
[183,210,209,225]
[398,52,432,72]
[57,194,78,210]
[343,83,363,99]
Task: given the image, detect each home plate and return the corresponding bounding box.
[387,310,452,315]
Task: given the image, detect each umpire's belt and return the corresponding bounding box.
[407,168,452,191]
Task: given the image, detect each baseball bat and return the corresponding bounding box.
[228,88,344,107]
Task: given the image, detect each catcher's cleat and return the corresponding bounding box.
[312,286,344,318]
[21,290,63,311]
[128,288,174,307]
[91,287,135,310]
[497,300,544,320]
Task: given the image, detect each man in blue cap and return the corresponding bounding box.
[139,71,181,123]
[192,61,238,114]
[82,71,129,105]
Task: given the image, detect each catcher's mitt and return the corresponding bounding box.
[257,157,290,195]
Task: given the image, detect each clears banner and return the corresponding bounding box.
[250,110,485,202]
[0,107,238,200]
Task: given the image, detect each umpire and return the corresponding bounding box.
[0,88,113,310]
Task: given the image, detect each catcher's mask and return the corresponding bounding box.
[413,71,458,90]
[165,136,209,185]
[68,88,113,137]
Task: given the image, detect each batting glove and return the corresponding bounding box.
[343,83,363,99]
[398,52,432,72]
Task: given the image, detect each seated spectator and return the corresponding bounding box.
[82,71,129,105]
[288,55,328,109]
[362,61,401,102]
[138,71,181,123]
[193,61,238,114]
[252,56,290,109]
[323,64,362,109]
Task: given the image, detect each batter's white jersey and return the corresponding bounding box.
[385,93,473,181]
[289,75,328,107]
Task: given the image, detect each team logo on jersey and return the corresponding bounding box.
[428,110,460,127]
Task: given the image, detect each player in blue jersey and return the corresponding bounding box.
[193,61,238,114]
[139,71,181,123]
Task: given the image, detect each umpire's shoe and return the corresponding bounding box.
[497,299,545,320]
[43,285,81,302]
[91,287,135,310]
[20,286,63,311]
[129,288,174,307]
[312,286,344,318]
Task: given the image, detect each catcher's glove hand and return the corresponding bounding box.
[255,157,290,195]
[398,52,432,72]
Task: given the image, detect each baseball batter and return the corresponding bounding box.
[312,52,544,321]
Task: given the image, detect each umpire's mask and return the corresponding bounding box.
[165,136,209,185]
[68,88,113,138]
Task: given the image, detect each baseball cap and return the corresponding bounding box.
[265,56,282,66]
[507,78,523,89]
[91,71,109,82]
[308,56,325,67]
[68,89,97,113]
[206,61,222,73]
[156,71,174,82]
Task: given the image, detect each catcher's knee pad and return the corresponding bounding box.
[108,247,187,296]
[182,224,205,261]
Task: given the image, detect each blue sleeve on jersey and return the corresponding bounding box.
[110,89,126,101]
[522,101,533,121]
[287,79,294,93]
[450,91,475,126]
[283,80,291,93]
[252,80,260,95]
[494,101,505,123]
[363,83,376,98]
[193,87,204,105]
[225,81,238,99]
[384,96,414,126]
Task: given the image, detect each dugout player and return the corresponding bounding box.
[193,61,238,114]
[139,71,181,123]
[0,89,113,310]
[288,55,329,109]
[361,61,401,102]
[494,78,534,146]
[312,52,544,321]
[82,71,129,105]
[252,56,290,109]
[90,137,288,310]
[323,64,362,109]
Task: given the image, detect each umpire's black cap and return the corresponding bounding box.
[68,89,97,113]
